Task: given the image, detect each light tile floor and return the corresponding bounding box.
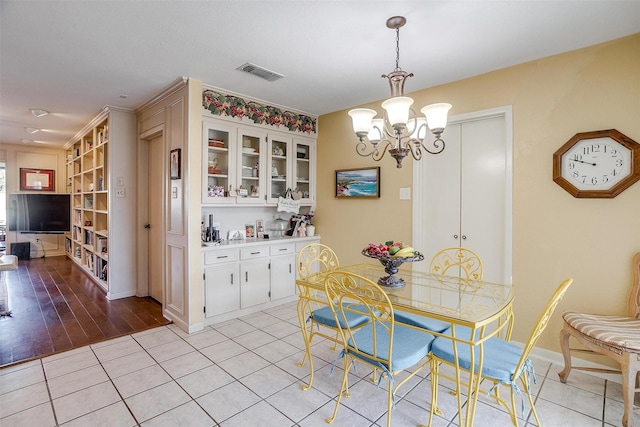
[1,301,636,426]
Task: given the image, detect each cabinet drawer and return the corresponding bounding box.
[204,249,239,265]
[270,243,295,256]
[240,247,269,260]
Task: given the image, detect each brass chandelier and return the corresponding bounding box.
[348,16,452,168]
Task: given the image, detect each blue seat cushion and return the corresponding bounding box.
[394,311,450,333]
[347,322,434,372]
[311,304,370,329]
[431,326,525,383]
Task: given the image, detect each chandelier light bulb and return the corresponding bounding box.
[348,108,377,137]
[381,96,413,128]
[422,103,452,132]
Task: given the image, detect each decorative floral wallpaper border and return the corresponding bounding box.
[202,89,317,135]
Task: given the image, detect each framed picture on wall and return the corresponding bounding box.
[20,168,55,191]
[170,148,181,180]
[335,166,380,198]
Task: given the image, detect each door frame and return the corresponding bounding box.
[137,125,166,300]
[412,105,513,282]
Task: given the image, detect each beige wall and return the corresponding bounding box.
[316,34,640,353]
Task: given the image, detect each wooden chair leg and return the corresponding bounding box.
[558,325,573,383]
[621,354,638,427]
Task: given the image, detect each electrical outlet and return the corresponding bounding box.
[36,238,40,243]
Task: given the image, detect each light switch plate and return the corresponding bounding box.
[399,187,411,200]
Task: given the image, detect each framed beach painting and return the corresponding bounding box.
[335,167,380,198]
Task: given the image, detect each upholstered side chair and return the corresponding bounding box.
[559,252,640,427]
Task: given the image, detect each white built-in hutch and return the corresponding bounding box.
[200,87,319,324]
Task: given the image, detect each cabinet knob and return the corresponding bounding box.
[453,234,458,239]
[462,235,467,240]
[231,273,234,285]
[144,224,151,229]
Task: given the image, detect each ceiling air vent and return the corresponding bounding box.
[236,62,284,82]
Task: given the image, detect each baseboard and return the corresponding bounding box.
[163,310,204,334]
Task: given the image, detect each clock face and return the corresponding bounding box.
[561,137,631,190]
[553,129,640,198]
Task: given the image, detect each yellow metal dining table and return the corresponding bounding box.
[295,262,515,427]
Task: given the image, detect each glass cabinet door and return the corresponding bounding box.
[235,126,266,204]
[293,137,315,205]
[267,134,292,204]
[203,120,236,204]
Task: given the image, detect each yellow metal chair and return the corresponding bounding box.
[324,270,435,427]
[296,243,370,390]
[430,247,484,280]
[395,247,484,333]
[559,252,640,427]
[428,278,573,427]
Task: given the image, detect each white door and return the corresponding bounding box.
[148,135,164,302]
[414,107,512,283]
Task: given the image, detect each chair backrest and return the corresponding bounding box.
[513,278,573,376]
[297,243,340,279]
[628,252,640,318]
[430,247,484,280]
[324,271,394,365]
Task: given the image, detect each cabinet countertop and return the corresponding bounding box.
[202,235,320,251]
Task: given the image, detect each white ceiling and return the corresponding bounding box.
[1,1,639,149]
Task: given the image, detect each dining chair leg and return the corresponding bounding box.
[557,326,573,383]
[621,355,638,427]
[296,298,315,390]
[427,358,444,427]
[326,356,351,424]
[523,375,539,427]
[385,383,393,427]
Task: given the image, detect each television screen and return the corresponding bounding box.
[7,194,71,233]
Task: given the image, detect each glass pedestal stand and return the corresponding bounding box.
[361,250,425,288]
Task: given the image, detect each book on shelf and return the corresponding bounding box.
[96,237,108,255]
[84,230,94,246]
[84,196,93,208]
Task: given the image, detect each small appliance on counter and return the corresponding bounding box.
[202,214,221,243]
[268,216,288,237]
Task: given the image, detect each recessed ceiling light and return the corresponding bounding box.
[119,94,128,99]
[25,127,40,134]
[30,109,49,117]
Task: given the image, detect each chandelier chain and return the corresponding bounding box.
[395,27,401,71]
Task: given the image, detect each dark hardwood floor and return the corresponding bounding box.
[0,255,170,367]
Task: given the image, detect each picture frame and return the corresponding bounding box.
[335,166,380,198]
[256,219,264,238]
[20,168,55,191]
[170,148,181,180]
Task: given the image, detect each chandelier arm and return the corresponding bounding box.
[405,139,423,161]
[355,138,394,160]
[420,136,446,155]
[371,139,393,161]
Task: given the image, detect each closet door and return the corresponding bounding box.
[415,108,511,283]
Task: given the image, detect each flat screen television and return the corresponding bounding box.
[7,193,71,234]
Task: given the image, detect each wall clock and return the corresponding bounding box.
[553,129,640,198]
